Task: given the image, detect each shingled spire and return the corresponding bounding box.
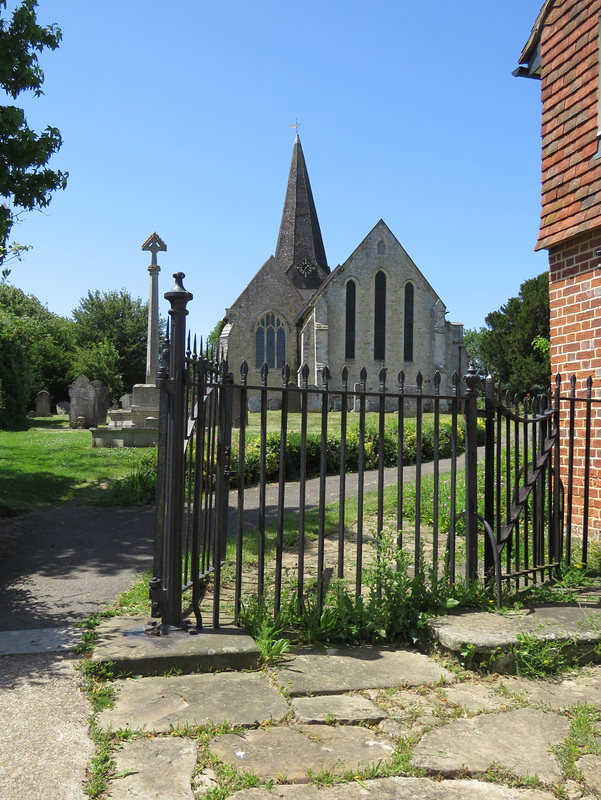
[275,135,329,291]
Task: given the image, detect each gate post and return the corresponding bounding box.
[158,272,193,629]
[463,363,480,584]
[483,374,495,578]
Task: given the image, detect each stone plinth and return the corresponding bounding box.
[90,383,159,448]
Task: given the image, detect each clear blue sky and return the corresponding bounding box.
[6,0,547,343]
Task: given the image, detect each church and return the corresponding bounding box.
[219,135,463,400]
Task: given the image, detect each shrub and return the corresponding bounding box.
[231,414,474,488]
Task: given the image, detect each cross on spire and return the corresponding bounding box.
[142,232,167,267]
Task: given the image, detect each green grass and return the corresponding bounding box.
[0,417,157,515]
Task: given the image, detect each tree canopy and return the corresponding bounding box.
[464,272,550,395]
[72,289,149,394]
[0,0,67,276]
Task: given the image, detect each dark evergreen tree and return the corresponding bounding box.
[464,272,550,395]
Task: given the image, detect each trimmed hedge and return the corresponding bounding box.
[230,417,484,487]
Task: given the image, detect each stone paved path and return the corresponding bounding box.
[101,646,601,799]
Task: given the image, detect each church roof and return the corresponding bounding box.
[275,135,330,290]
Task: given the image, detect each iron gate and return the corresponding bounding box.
[149,272,597,632]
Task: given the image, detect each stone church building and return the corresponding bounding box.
[220,135,463,399]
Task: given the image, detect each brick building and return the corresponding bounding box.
[220,135,463,401]
[516,0,601,533]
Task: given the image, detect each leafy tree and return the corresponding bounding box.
[464,272,550,395]
[0,0,68,278]
[68,339,123,401]
[207,318,225,351]
[0,309,32,427]
[72,290,148,392]
[0,282,74,406]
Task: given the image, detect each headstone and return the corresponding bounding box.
[35,390,51,417]
[56,401,70,415]
[27,410,35,418]
[121,393,132,410]
[92,380,109,425]
[248,394,261,413]
[68,375,97,429]
[306,385,321,413]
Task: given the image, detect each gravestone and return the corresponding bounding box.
[56,401,70,415]
[69,375,109,429]
[35,390,51,417]
[248,395,261,413]
[92,380,109,425]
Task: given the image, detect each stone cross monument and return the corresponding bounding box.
[141,232,167,385]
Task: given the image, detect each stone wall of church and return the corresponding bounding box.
[220,255,305,388]
[300,221,463,397]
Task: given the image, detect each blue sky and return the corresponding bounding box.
[6,0,547,343]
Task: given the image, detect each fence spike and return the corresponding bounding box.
[342,365,348,392]
[261,362,269,385]
[240,360,248,384]
[416,371,423,392]
[434,370,441,393]
[282,363,290,386]
[322,365,331,387]
[451,370,458,396]
[360,366,367,388]
[301,363,309,388]
[398,370,405,393]
[186,331,191,358]
[192,334,197,359]
[379,367,387,392]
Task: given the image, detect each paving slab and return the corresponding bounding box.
[496,667,601,709]
[98,671,288,731]
[412,707,570,783]
[575,754,601,794]
[270,646,454,696]
[442,681,519,714]
[428,597,601,673]
[210,724,396,783]
[227,776,558,800]
[291,694,387,724]
[106,737,197,800]
[92,614,260,676]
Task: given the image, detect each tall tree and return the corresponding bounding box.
[0,283,74,408]
[464,272,550,395]
[0,0,67,277]
[72,290,148,393]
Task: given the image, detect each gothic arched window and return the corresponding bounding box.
[255,313,286,368]
[374,270,386,360]
[404,282,414,362]
[345,280,356,360]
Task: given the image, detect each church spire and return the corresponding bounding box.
[275,135,329,289]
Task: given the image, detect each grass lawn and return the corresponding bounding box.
[0,417,155,515]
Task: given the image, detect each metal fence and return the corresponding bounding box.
[149,273,598,632]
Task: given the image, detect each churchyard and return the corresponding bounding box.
[0,417,156,516]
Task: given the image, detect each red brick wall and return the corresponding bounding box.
[548,230,601,537]
[538,0,601,251]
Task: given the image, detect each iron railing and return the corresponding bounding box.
[150,272,599,631]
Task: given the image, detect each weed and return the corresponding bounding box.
[552,704,601,780]
[511,632,574,679]
[84,719,115,799]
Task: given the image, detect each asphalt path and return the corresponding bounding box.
[0,505,155,631]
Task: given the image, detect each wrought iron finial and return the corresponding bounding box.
[464,362,480,396]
